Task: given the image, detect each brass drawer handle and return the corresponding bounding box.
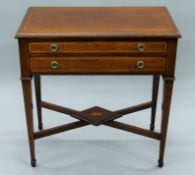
[137,43,145,52]
[50,43,58,52]
[136,61,145,69]
[50,61,59,69]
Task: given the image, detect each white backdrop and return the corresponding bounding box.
[0,0,194,174]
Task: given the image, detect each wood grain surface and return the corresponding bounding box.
[16,7,181,39]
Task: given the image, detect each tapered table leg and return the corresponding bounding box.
[34,75,43,130]
[158,77,174,167]
[22,78,36,167]
[150,75,160,131]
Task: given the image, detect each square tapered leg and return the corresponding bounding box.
[22,78,36,167]
[150,75,160,131]
[34,75,43,130]
[158,77,174,167]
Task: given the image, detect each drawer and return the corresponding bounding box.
[31,57,166,74]
[29,41,167,55]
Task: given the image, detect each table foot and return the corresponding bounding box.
[38,124,43,130]
[158,160,164,168]
[150,124,155,131]
[31,159,36,167]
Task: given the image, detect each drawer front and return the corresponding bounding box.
[29,41,167,55]
[31,57,166,74]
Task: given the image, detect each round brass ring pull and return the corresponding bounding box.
[137,43,145,52]
[50,61,59,69]
[50,43,58,52]
[136,61,145,69]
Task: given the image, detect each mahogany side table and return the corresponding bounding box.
[15,7,181,167]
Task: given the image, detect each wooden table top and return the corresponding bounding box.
[16,7,181,39]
